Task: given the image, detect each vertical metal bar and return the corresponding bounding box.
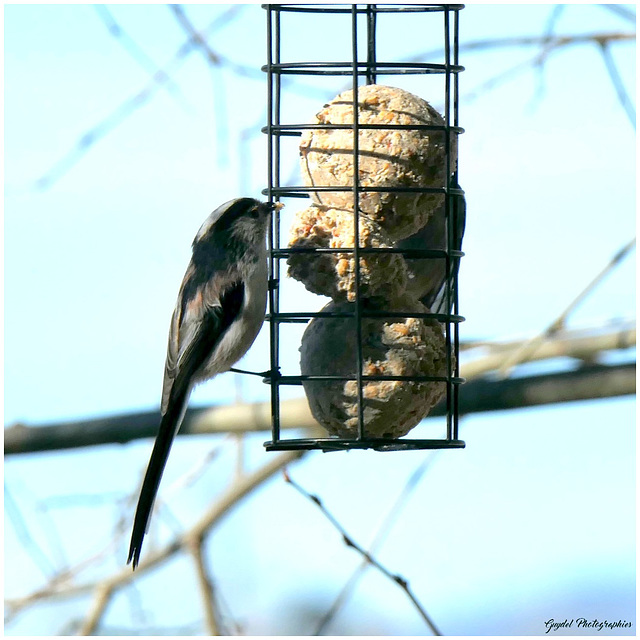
[453,7,460,132]
[452,6,461,442]
[266,5,281,444]
[351,5,366,440]
[443,7,453,441]
[366,4,377,85]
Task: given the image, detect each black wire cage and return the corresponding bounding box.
[262,4,465,452]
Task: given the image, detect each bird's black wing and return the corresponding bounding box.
[426,182,466,315]
[127,278,244,569]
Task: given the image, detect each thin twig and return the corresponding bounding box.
[496,238,636,377]
[543,5,566,37]
[599,41,636,128]
[458,32,635,106]
[78,582,115,635]
[168,4,265,83]
[165,438,228,497]
[284,471,442,636]
[168,4,231,167]
[314,452,440,635]
[68,619,203,635]
[460,316,635,351]
[170,5,220,64]
[6,449,306,624]
[530,5,566,106]
[4,530,127,625]
[93,4,190,108]
[599,4,636,23]
[33,41,190,191]
[4,484,56,578]
[33,8,249,191]
[189,538,222,635]
[411,32,634,63]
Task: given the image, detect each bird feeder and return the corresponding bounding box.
[262,4,465,452]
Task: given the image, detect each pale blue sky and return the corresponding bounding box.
[4,3,636,635]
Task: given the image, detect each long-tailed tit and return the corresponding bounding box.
[128,197,281,569]
[399,179,466,314]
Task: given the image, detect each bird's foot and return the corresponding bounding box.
[230,366,281,380]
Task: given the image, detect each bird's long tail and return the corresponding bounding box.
[127,384,190,569]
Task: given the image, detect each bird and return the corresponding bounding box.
[128,197,281,569]
[398,178,466,315]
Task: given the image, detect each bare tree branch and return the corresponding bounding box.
[168,4,234,167]
[459,31,635,53]
[543,5,566,38]
[412,31,635,63]
[5,323,635,455]
[4,364,634,453]
[33,7,248,192]
[5,449,305,625]
[463,363,635,414]
[599,4,636,23]
[4,395,315,454]
[451,32,636,106]
[599,41,636,127]
[496,238,636,377]
[284,470,442,635]
[530,5,566,106]
[314,453,439,635]
[78,583,114,635]
[4,484,56,578]
[6,359,634,456]
[170,4,220,65]
[165,438,228,497]
[461,317,635,351]
[188,539,222,635]
[465,324,635,379]
[93,4,190,109]
[33,39,191,191]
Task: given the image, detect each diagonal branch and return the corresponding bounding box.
[170,4,220,65]
[284,471,442,636]
[78,583,114,635]
[530,5,566,105]
[411,32,635,63]
[168,4,233,166]
[189,539,222,635]
[5,326,635,455]
[93,4,190,109]
[313,453,439,635]
[599,4,636,23]
[33,38,194,191]
[33,7,249,192]
[444,32,636,107]
[6,449,306,625]
[4,484,56,578]
[496,238,636,377]
[598,41,636,128]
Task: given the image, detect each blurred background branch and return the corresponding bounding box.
[5,321,635,455]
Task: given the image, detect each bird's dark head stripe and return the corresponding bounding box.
[205,198,260,235]
[194,198,276,246]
